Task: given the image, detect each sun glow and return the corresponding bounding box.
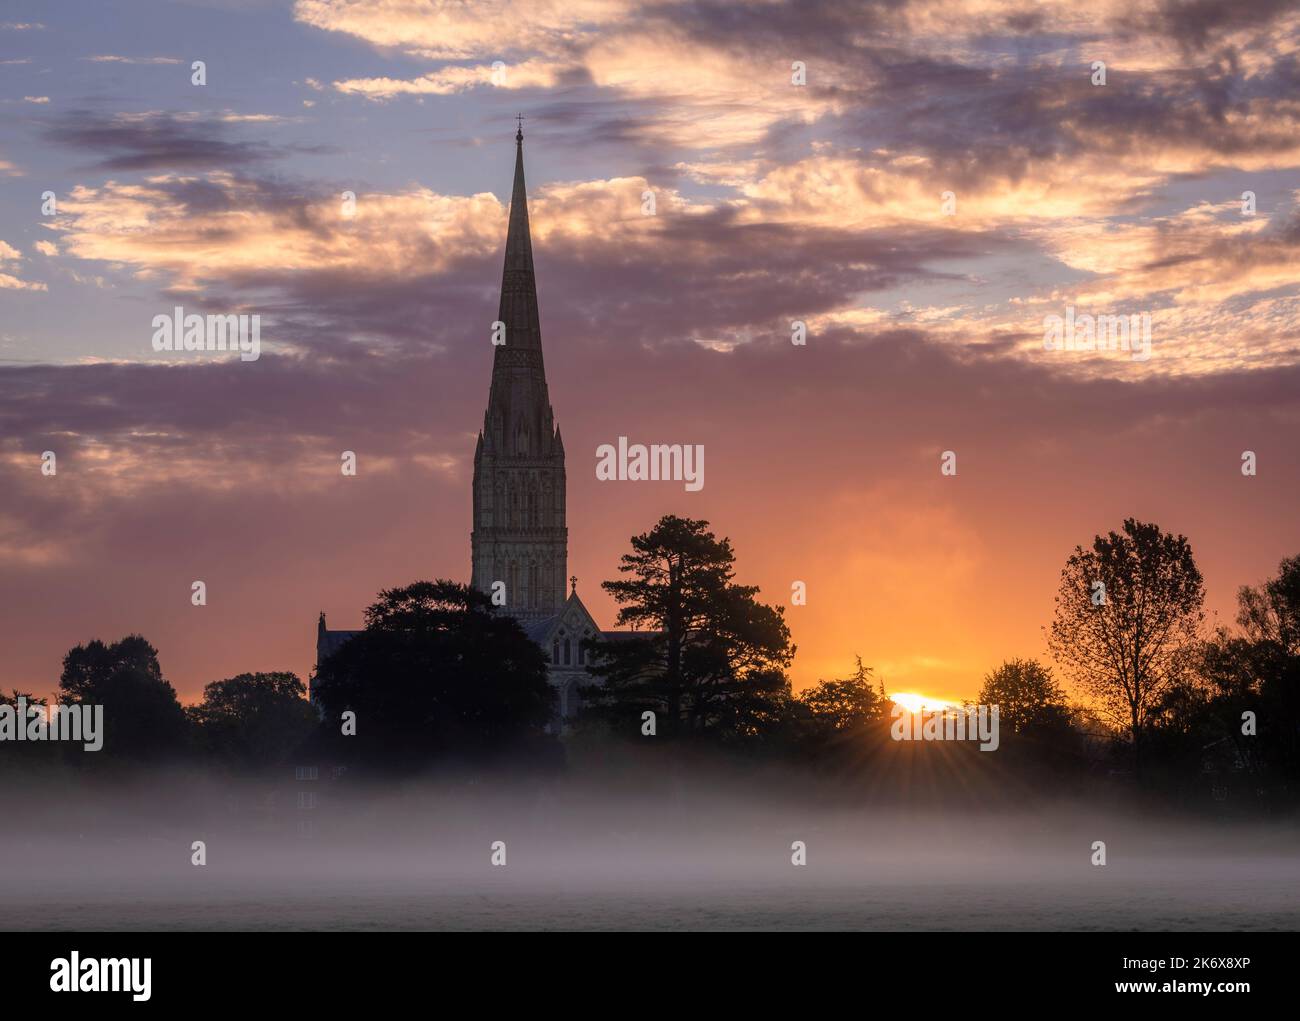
[890,692,956,713]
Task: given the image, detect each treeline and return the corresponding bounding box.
[579,515,1300,811]
[0,580,562,779]
[5,515,1297,813]
[1,639,319,775]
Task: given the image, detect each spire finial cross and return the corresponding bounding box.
[570,574,577,595]
[515,112,524,142]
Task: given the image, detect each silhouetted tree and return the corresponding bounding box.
[1190,555,1300,798]
[976,658,1088,780]
[1231,556,1300,783]
[0,690,56,772]
[583,516,794,742]
[1047,519,1203,778]
[1140,678,1227,802]
[188,671,318,772]
[977,659,1068,735]
[1237,554,1300,653]
[798,656,887,732]
[58,635,190,763]
[0,690,46,709]
[311,581,556,771]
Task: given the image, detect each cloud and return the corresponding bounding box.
[294,0,1300,194]
[333,59,565,98]
[19,2,1300,386]
[51,172,504,294]
[293,0,623,60]
[43,110,319,172]
[0,273,46,291]
[42,117,1300,379]
[0,240,46,291]
[81,55,183,64]
[44,158,1017,374]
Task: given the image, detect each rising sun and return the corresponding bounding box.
[890,692,955,713]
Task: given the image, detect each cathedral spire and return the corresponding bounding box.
[498,119,541,350]
[480,121,556,460]
[471,125,568,620]
[481,123,555,459]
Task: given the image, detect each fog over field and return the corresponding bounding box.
[4,765,1298,931]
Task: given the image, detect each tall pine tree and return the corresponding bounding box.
[582,516,794,742]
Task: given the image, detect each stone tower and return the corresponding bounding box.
[470,125,567,619]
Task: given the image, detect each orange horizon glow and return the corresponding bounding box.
[889,692,959,714]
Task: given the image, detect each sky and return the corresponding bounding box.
[1,0,1298,706]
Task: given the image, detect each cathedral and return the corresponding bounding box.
[316,125,618,724]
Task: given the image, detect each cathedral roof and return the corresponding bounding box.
[521,615,646,648]
[317,627,360,661]
[521,615,561,645]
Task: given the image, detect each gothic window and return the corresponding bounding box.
[563,637,571,666]
[552,640,560,664]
